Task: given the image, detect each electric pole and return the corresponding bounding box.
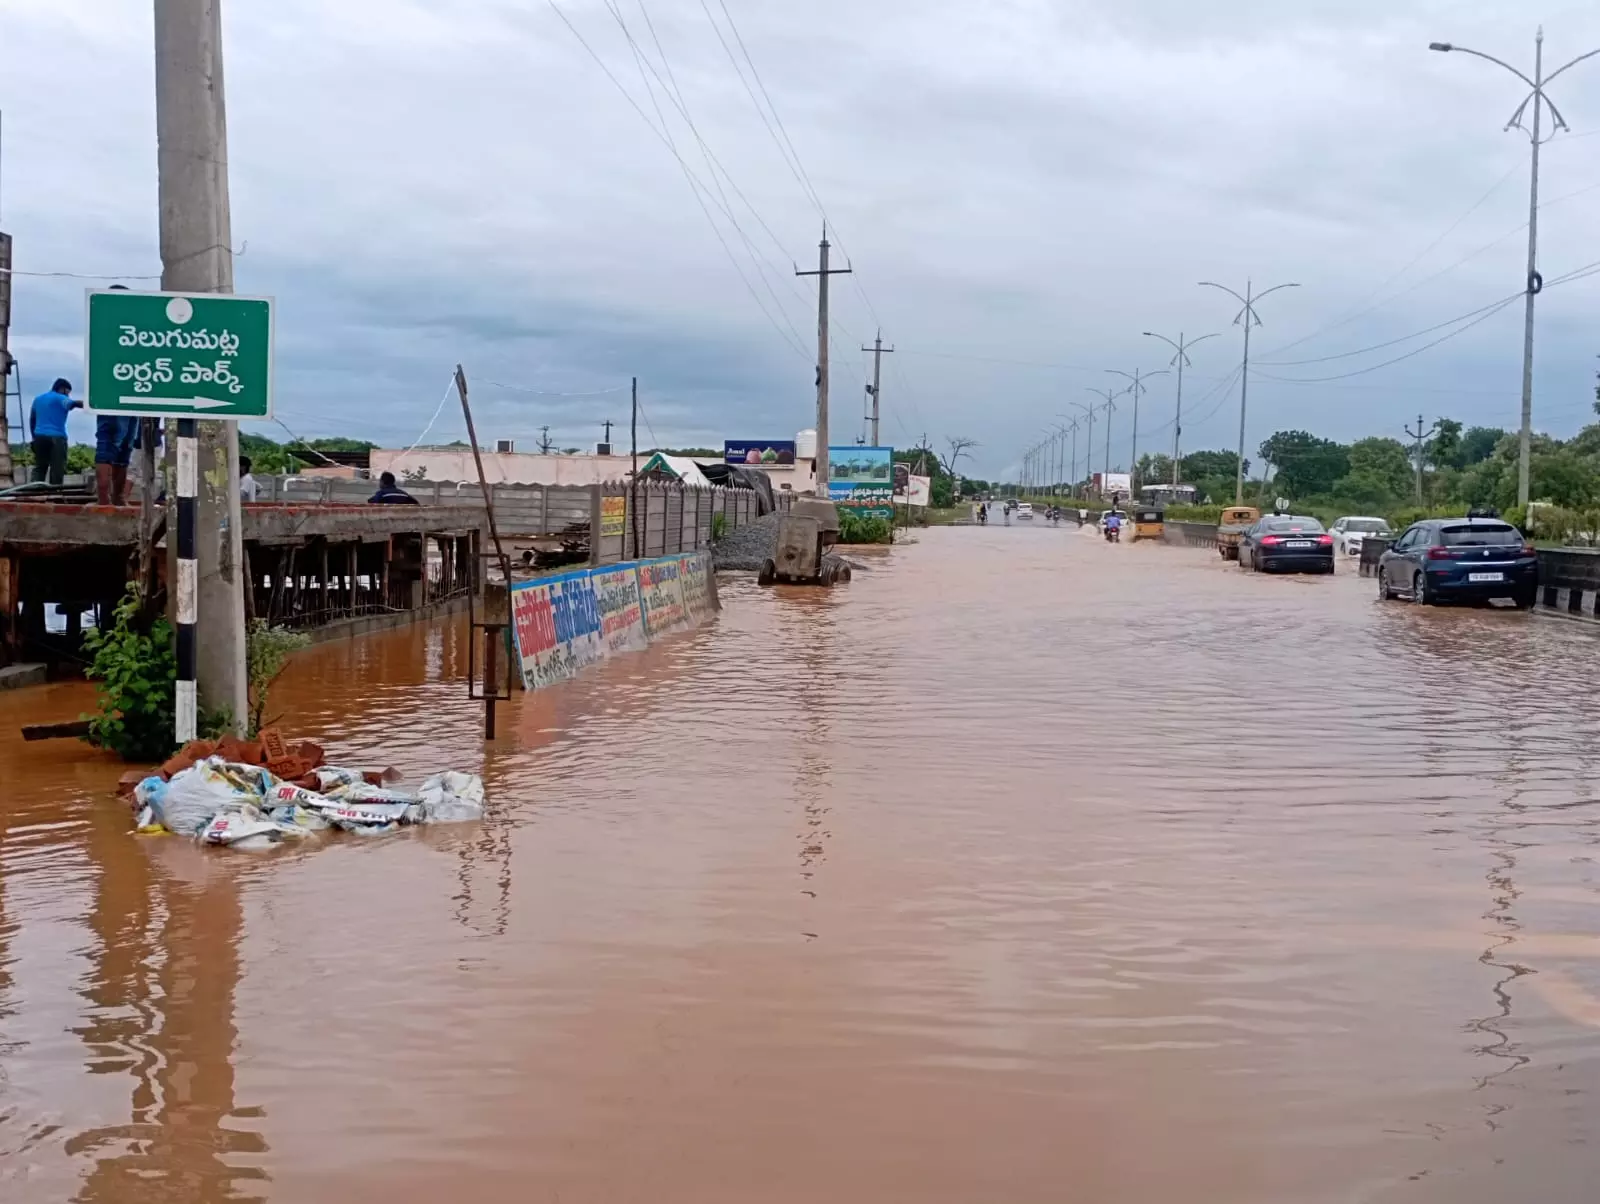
[1108,367,1169,495]
[1144,330,1220,489]
[601,418,614,449]
[1429,29,1600,509]
[1200,278,1301,503]
[861,330,893,446]
[156,0,246,733]
[797,228,852,498]
[538,424,554,454]
[0,230,13,486]
[1085,386,1121,495]
[1405,413,1439,507]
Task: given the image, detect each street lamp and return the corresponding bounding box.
[1063,402,1096,498]
[1429,29,1600,509]
[1108,367,1169,496]
[1143,331,1220,488]
[1085,386,1125,498]
[1200,279,1300,503]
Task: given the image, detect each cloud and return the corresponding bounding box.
[4,0,1600,477]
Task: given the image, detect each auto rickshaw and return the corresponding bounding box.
[1215,505,1260,560]
[1131,506,1165,541]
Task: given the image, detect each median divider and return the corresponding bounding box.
[508,550,718,692]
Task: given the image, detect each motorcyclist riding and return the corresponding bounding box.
[1103,510,1123,542]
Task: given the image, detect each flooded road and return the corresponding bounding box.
[6,523,1600,1202]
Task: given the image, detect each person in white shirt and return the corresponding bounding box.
[239,455,258,502]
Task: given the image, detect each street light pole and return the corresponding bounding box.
[1086,386,1123,495]
[1143,330,1220,489]
[1429,30,1600,509]
[1108,367,1169,496]
[1200,279,1300,503]
[1066,402,1095,498]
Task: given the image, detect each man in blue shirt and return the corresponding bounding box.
[29,378,84,485]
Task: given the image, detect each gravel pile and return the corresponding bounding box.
[712,513,782,571]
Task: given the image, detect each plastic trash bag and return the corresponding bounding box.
[415,772,485,823]
[200,801,312,848]
[314,766,368,792]
[321,800,412,826]
[327,782,417,807]
[155,757,259,835]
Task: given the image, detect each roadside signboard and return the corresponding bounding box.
[85,289,274,419]
[600,495,627,538]
[828,445,894,518]
[724,439,796,466]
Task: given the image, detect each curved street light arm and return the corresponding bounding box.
[1433,43,1538,90]
[1544,45,1600,85]
[1198,280,1249,308]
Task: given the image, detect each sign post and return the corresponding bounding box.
[86,288,273,741]
[85,289,273,419]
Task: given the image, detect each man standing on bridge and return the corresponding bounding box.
[29,378,84,485]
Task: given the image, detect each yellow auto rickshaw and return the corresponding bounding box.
[1131,506,1165,541]
[1216,505,1260,560]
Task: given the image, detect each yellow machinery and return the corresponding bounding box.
[1215,505,1260,560]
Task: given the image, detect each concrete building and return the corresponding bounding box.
[369,447,635,487]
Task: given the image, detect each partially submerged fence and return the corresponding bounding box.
[261,476,789,567]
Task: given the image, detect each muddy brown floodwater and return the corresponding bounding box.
[6,524,1600,1201]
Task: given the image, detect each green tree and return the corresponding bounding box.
[1427,418,1464,470]
[1258,430,1349,498]
[1459,426,1506,466]
[1335,436,1413,506]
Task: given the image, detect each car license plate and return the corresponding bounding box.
[1469,572,1503,583]
[1286,540,1313,548]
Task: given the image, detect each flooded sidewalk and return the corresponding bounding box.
[5,525,1600,1202]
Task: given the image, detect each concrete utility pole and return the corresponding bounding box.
[1429,31,1600,509]
[797,228,851,498]
[861,330,893,446]
[537,424,554,454]
[156,0,246,732]
[1200,278,1300,503]
[1108,367,1168,494]
[0,230,13,486]
[1144,330,1220,488]
[1405,413,1440,507]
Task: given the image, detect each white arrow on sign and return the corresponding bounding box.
[118,396,237,410]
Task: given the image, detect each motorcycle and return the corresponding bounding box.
[1103,522,1121,543]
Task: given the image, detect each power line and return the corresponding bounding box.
[1252,296,1520,384]
[1257,289,1524,366]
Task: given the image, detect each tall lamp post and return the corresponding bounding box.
[1108,367,1168,496]
[1199,279,1300,502]
[1429,29,1600,509]
[1085,386,1123,498]
[1064,403,1096,499]
[1143,330,1219,489]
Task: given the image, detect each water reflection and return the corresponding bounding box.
[7,528,1600,1200]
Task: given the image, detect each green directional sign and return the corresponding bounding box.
[86,289,274,419]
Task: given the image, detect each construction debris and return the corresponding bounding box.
[128,728,483,849]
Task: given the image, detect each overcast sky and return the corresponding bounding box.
[4,0,1600,478]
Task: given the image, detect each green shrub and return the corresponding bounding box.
[81,584,178,762]
[710,512,728,542]
[839,513,892,544]
[245,621,311,736]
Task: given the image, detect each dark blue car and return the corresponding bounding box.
[1377,518,1537,607]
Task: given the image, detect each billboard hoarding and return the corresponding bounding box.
[725,440,797,466]
[828,445,894,518]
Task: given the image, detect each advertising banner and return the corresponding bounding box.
[588,564,649,656]
[677,550,712,617]
[828,445,894,518]
[1093,471,1132,501]
[637,556,688,637]
[510,569,603,690]
[893,474,931,507]
[725,439,797,466]
[600,495,626,538]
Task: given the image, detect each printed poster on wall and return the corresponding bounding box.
[589,564,649,656]
[637,556,687,636]
[600,495,627,539]
[677,551,711,617]
[510,569,603,690]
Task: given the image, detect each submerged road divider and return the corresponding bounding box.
[509,550,718,692]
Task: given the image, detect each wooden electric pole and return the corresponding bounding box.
[797,228,851,497]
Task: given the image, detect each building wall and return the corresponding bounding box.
[369,449,636,486]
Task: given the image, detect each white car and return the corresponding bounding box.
[1015,502,1034,520]
[1329,516,1392,558]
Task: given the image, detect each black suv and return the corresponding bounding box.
[1377,518,1536,607]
